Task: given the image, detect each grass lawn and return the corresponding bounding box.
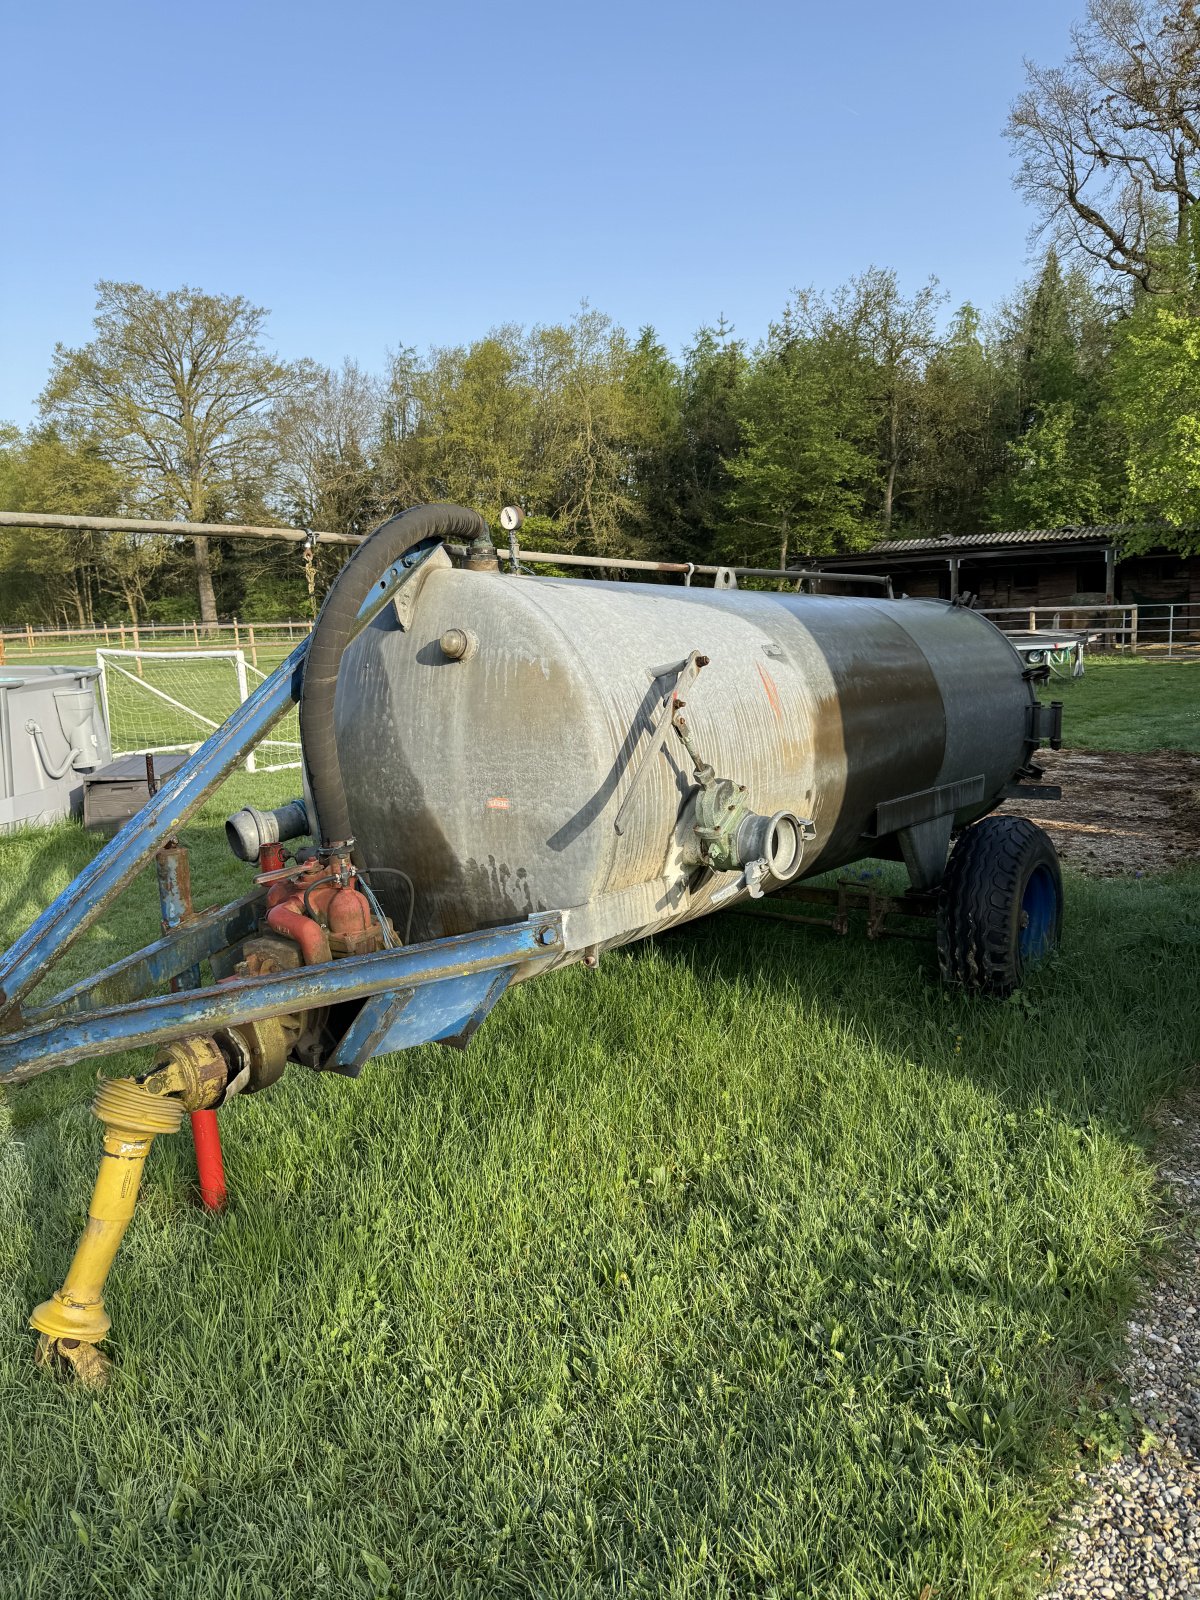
[0,651,1197,1597]
[1041,656,1199,752]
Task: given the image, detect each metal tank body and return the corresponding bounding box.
[334,565,1038,957]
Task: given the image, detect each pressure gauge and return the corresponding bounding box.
[500,505,524,532]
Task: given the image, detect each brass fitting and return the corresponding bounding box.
[144,1034,229,1110]
[218,1014,295,1094]
[464,530,500,572]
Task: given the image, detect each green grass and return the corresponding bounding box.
[1040,656,1200,752]
[2,755,1199,1597]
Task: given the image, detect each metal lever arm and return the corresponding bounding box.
[612,650,709,837]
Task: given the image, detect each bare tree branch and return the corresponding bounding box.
[1008,1,1200,288]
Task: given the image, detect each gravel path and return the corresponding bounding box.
[1044,1091,1200,1598]
[997,748,1200,878]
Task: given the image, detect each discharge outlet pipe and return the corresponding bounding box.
[225,799,311,863]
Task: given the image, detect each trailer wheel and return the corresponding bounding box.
[937,816,1062,996]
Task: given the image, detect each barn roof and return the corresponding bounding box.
[865,526,1121,556]
[808,524,1188,569]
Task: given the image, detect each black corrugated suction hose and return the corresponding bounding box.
[299,503,490,851]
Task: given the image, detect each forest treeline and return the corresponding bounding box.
[1,0,1198,625]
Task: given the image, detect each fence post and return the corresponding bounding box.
[1130,604,1138,654]
[192,620,199,646]
[247,625,258,669]
[0,633,5,666]
[1168,605,1174,658]
[132,624,142,676]
[1028,608,1036,633]
[26,623,34,653]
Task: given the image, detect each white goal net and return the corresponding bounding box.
[96,648,302,772]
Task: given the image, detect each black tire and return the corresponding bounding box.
[937,816,1063,997]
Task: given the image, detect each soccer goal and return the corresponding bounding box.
[95,648,302,773]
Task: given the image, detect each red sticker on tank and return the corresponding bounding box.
[485,797,510,810]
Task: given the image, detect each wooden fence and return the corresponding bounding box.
[0,618,314,669]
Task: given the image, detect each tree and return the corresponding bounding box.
[676,321,749,556]
[991,401,1109,528]
[1107,294,1200,543]
[1008,1,1200,291]
[848,268,943,531]
[622,327,687,553]
[0,426,137,625]
[275,358,383,537]
[41,282,295,627]
[418,330,535,515]
[915,304,1010,532]
[375,331,537,526]
[726,296,876,566]
[986,252,1119,528]
[527,307,640,554]
[1014,250,1091,414]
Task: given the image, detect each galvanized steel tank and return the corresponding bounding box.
[334,566,1037,951]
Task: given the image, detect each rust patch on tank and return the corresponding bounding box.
[756,663,783,721]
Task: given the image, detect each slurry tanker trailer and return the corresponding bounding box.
[0,506,1063,1383]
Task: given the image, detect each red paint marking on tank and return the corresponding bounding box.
[486,797,510,811]
[757,664,783,721]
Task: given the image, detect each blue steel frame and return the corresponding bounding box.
[0,540,559,1084]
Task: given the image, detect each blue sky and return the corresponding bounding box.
[0,0,1078,425]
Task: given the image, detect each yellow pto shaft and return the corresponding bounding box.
[30,1075,186,1384]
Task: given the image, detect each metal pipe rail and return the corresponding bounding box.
[0,510,362,547]
[0,512,890,592]
[513,548,892,590]
[980,601,1200,658]
[0,915,561,1084]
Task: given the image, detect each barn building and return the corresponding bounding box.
[812,526,1199,611]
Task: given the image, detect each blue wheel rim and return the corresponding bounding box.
[1019,865,1057,964]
